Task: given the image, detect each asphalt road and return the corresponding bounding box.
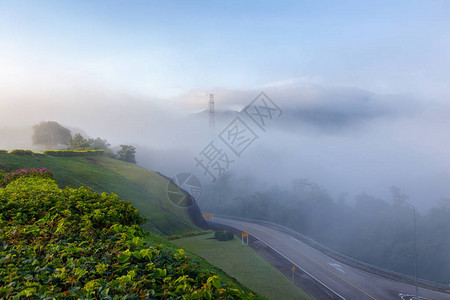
[213,217,450,300]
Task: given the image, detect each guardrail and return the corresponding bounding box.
[209,218,344,299]
[213,214,450,294]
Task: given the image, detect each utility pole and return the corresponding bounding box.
[401,200,419,300]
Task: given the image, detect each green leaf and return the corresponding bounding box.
[69,286,81,292]
[117,251,131,264]
[132,236,143,247]
[139,248,153,260]
[74,268,88,280]
[207,275,221,289]
[132,251,142,259]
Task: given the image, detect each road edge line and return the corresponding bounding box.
[221,221,345,300]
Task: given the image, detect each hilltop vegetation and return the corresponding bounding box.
[31,121,136,164]
[0,169,256,299]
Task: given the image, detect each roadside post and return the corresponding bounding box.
[291,265,296,283]
[202,213,214,223]
[241,232,249,246]
[400,201,419,300]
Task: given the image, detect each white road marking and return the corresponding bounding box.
[329,263,346,274]
[399,294,429,300]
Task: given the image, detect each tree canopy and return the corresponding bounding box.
[67,134,111,151]
[117,145,136,164]
[32,121,71,149]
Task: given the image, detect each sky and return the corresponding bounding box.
[1,1,450,209]
[1,1,449,99]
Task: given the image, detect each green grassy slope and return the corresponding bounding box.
[0,153,200,235]
[174,233,312,300]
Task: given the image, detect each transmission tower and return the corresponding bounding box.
[209,94,215,135]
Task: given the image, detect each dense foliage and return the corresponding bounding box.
[67,133,111,151]
[1,168,53,187]
[117,145,136,164]
[0,150,7,154]
[10,149,33,155]
[44,150,105,157]
[0,170,255,299]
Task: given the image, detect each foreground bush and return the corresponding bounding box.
[0,171,254,299]
[1,168,53,187]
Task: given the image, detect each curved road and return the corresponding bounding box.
[214,217,450,300]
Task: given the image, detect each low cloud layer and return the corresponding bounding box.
[0,82,448,209]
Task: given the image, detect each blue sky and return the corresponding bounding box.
[1,0,449,99]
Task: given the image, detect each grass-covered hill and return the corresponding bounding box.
[0,169,256,299]
[0,152,206,235]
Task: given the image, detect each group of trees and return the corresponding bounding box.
[32,121,136,163]
[67,134,110,151]
[201,173,450,284]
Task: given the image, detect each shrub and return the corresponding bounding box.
[167,234,183,240]
[225,230,235,240]
[1,168,53,187]
[10,149,33,155]
[167,230,213,240]
[44,149,105,157]
[0,150,7,154]
[215,230,235,241]
[0,175,254,299]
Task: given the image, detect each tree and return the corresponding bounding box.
[67,133,91,150]
[67,133,111,151]
[32,121,71,149]
[89,137,110,150]
[117,145,136,163]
